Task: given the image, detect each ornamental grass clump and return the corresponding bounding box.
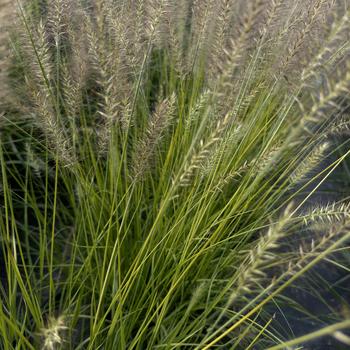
[0,0,350,349]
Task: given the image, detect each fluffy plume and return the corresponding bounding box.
[295,69,350,135]
[303,202,350,226]
[143,0,170,45]
[187,0,214,71]
[19,17,76,166]
[132,93,176,180]
[289,142,330,185]
[23,18,54,86]
[325,116,350,138]
[84,11,132,151]
[301,9,350,83]
[212,144,281,193]
[207,0,236,76]
[179,113,231,187]
[185,90,211,131]
[164,0,189,74]
[40,316,68,350]
[47,0,70,45]
[211,204,293,329]
[280,0,330,74]
[32,89,76,166]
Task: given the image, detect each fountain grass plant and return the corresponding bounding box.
[1,0,350,348]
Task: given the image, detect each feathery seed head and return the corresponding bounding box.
[40,316,68,350]
[289,142,330,185]
[132,93,177,180]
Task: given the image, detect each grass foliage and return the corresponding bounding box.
[1,0,350,348]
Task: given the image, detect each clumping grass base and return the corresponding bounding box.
[0,0,350,349]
